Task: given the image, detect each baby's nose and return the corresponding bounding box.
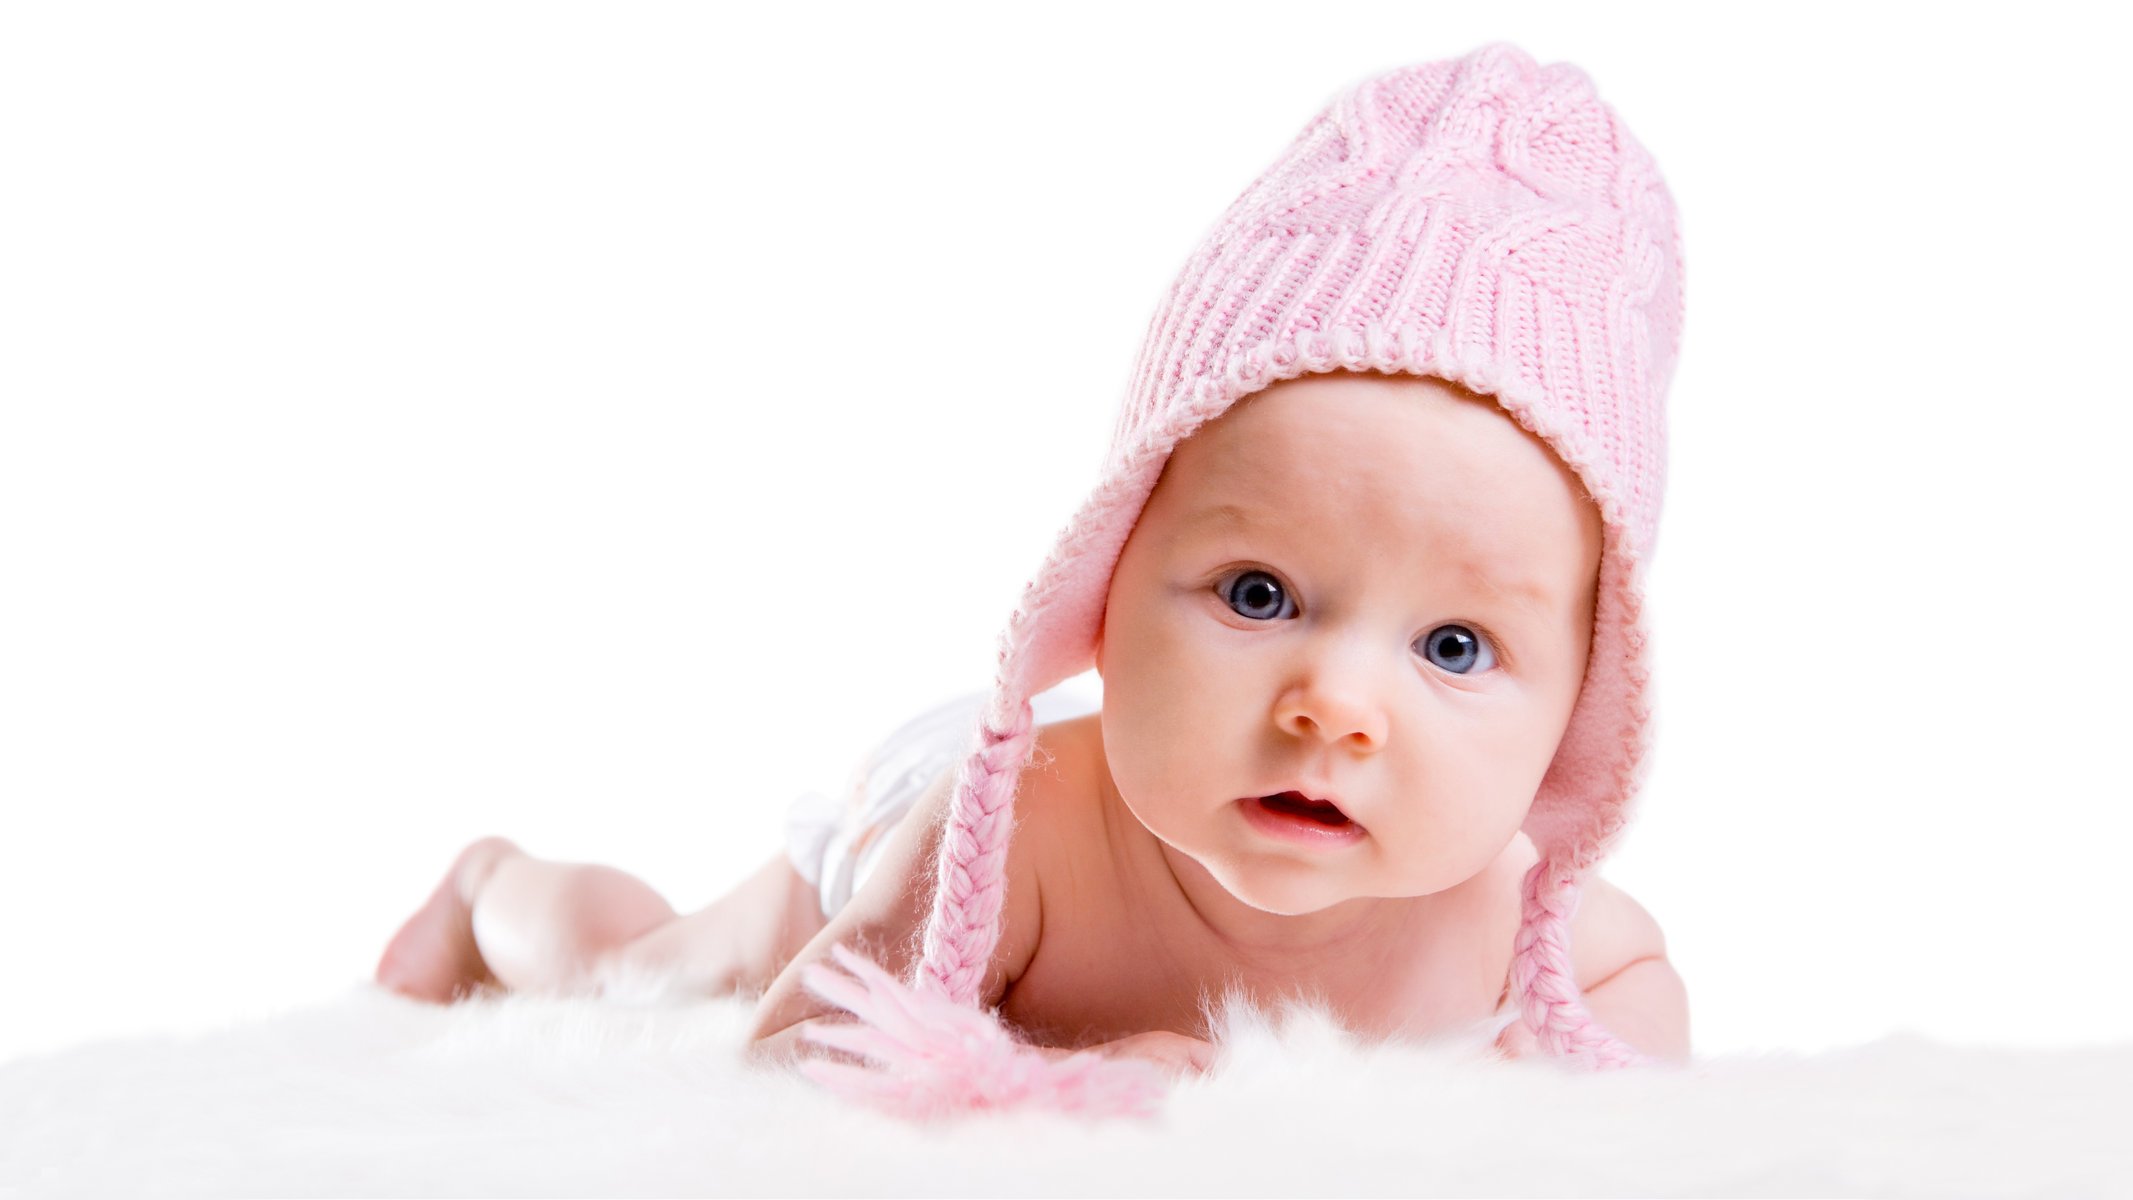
[1274,679,1389,751]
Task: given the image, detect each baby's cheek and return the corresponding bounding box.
[1103,660,1207,777]
[1097,700,1168,809]
[1390,763,1529,892]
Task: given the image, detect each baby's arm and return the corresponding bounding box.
[745,764,1040,1059]
[746,755,1215,1079]
[1572,877,1689,1063]
[1496,876,1689,1064]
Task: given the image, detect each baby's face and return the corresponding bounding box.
[1095,370,1604,916]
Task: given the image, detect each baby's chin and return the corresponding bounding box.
[1191,833,1472,916]
[1184,845,1379,916]
[1220,880,1355,918]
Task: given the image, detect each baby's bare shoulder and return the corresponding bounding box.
[748,723,1071,1042]
[914,712,1106,1001]
[1008,713,1106,925]
[1573,875,1668,985]
[1564,873,1686,1061]
[1477,832,1666,994]
[1491,833,1686,1061]
[992,715,1207,1039]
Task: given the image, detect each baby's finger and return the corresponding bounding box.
[1104,1031,1216,1079]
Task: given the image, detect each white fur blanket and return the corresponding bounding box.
[2,990,2123,1198]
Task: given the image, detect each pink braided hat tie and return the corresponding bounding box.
[800,40,1685,1117]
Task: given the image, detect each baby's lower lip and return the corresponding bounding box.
[1239,795,1368,849]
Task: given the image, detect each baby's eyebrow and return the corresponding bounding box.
[1180,502,1254,534]
[1460,564,1559,613]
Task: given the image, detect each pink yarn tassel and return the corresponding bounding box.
[798,943,1169,1120]
[1509,857,1650,1070]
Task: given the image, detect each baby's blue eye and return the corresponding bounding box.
[1417,625,1497,674]
[1220,570,1295,621]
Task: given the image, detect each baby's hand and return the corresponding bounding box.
[1040,1031,1218,1080]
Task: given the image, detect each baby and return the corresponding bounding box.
[377,42,1691,1107]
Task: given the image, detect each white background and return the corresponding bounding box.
[3,2,2127,1068]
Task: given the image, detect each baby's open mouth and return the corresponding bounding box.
[1258,791,1354,827]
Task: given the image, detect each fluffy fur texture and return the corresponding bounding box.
[799,944,1168,1118]
[4,991,2121,1197]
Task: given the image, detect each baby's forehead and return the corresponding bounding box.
[1152,374,1602,594]
[1172,379,1549,511]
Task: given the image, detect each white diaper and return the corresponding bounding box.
[785,677,1101,922]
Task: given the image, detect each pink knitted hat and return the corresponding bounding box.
[800,41,1685,1118]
